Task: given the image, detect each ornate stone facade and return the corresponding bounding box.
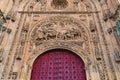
[0,0,120,80]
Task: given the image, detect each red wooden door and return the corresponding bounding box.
[31,49,86,80]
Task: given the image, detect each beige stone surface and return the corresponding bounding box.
[0,0,120,80]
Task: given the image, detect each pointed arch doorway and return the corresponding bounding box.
[30,49,87,80]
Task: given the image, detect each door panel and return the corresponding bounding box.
[31,49,86,80]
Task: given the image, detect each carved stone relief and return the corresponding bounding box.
[30,17,89,52]
[0,0,120,80]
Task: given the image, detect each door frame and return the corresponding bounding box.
[24,47,91,80]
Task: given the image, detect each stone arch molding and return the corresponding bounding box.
[28,47,91,66]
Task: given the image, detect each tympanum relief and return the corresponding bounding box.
[29,17,89,54]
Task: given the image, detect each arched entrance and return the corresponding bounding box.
[30,49,87,80]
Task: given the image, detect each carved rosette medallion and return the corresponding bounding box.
[51,0,68,10]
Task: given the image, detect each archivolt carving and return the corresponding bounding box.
[29,41,86,54]
[28,46,90,67]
